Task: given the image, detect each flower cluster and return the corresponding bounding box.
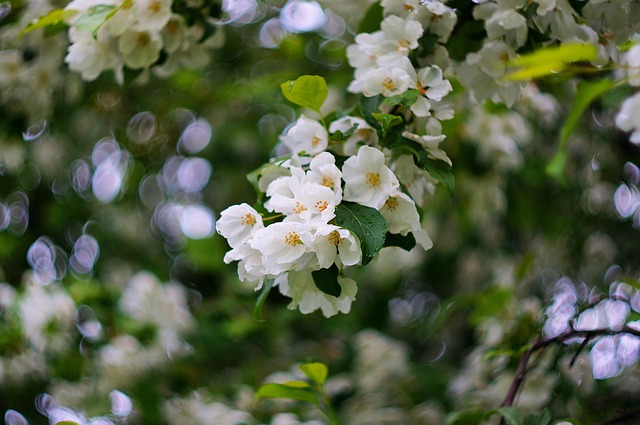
[216,110,438,317]
[346,4,455,136]
[63,0,222,82]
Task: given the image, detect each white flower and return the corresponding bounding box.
[266,167,336,225]
[19,284,76,353]
[133,0,172,32]
[279,115,328,155]
[360,64,413,97]
[276,270,358,317]
[224,243,268,286]
[623,44,640,87]
[401,131,451,165]
[380,191,432,250]
[342,146,399,209]
[392,155,437,206]
[313,224,362,268]
[379,15,423,55]
[306,152,343,203]
[118,29,163,69]
[250,221,314,275]
[216,203,264,248]
[329,116,378,156]
[65,32,120,81]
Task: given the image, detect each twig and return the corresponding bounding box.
[498,325,640,423]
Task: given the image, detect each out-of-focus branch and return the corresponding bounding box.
[499,325,640,422]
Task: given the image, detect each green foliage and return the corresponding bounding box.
[312,264,341,297]
[280,75,328,115]
[18,8,75,37]
[505,43,598,80]
[371,112,402,137]
[547,78,618,181]
[253,279,274,323]
[334,202,387,265]
[382,232,416,251]
[382,89,420,107]
[74,4,117,36]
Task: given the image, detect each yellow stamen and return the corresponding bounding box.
[366,172,381,188]
[241,213,256,226]
[285,231,302,246]
[328,230,341,246]
[315,201,329,212]
[293,202,307,215]
[321,176,334,190]
[382,78,396,92]
[384,197,399,212]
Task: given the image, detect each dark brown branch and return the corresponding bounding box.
[499,325,640,419]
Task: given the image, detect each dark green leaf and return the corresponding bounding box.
[383,232,416,251]
[280,75,328,113]
[54,422,83,425]
[330,123,359,142]
[256,382,318,405]
[334,202,387,265]
[300,362,328,385]
[358,1,383,33]
[421,157,455,195]
[446,410,492,425]
[382,89,420,107]
[312,264,341,297]
[253,278,274,322]
[359,95,383,127]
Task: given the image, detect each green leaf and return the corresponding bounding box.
[280,75,328,114]
[504,43,598,80]
[382,89,420,107]
[253,278,274,322]
[75,4,117,36]
[54,422,83,425]
[446,410,492,425]
[358,1,383,33]
[497,407,525,425]
[19,8,77,37]
[547,79,617,181]
[256,382,318,405]
[383,232,416,251]
[330,123,359,142]
[300,362,328,385]
[334,202,387,265]
[371,112,402,137]
[312,265,341,297]
[421,157,455,195]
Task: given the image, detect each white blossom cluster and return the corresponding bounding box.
[544,277,640,380]
[63,0,221,82]
[216,113,438,317]
[346,1,455,136]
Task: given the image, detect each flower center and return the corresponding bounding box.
[136,32,150,47]
[315,200,329,212]
[148,0,162,13]
[382,78,396,92]
[311,136,322,147]
[384,197,399,212]
[328,230,341,246]
[293,202,307,215]
[285,231,302,246]
[321,176,334,190]
[366,172,381,188]
[240,213,256,226]
[403,3,414,11]
[398,39,410,50]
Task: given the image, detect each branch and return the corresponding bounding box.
[499,325,640,413]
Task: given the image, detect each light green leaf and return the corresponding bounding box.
[382,89,420,107]
[312,265,341,297]
[75,4,117,36]
[19,8,77,37]
[497,407,525,425]
[547,78,617,180]
[280,75,328,114]
[253,278,274,322]
[256,382,318,405]
[54,422,83,425]
[504,43,598,81]
[300,362,328,386]
[371,112,402,137]
[334,202,387,265]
